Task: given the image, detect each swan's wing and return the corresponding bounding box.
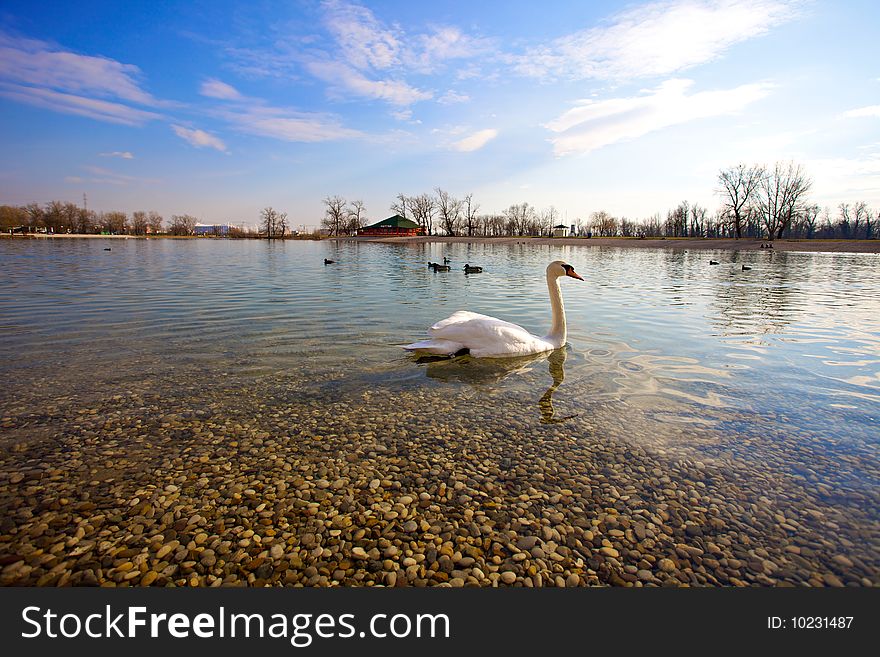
[428,311,548,358]
[430,311,524,334]
[402,338,465,355]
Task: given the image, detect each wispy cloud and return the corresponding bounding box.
[200,78,243,100]
[0,82,161,125]
[516,0,801,81]
[322,0,401,70]
[452,128,498,152]
[221,2,491,108]
[68,165,160,186]
[438,90,470,105]
[545,78,772,156]
[217,104,363,143]
[172,125,228,152]
[0,31,165,125]
[841,105,880,119]
[99,151,135,159]
[306,60,432,105]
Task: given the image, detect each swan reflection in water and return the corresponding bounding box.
[414,347,578,424]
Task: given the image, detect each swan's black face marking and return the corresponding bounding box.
[562,263,584,280]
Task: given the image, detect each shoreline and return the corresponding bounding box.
[344,235,880,253]
[5,233,879,253]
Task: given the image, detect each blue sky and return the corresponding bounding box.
[1,0,878,229]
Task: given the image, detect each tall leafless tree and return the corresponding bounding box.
[717,163,764,239]
[758,161,812,240]
[410,193,436,235]
[321,196,347,236]
[347,200,367,234]
[435,187,462,236]
[390,193,410,220]
[147,211,163,234]
[131,210,149,235]
[169,214,197,236]
[463,194,480,237]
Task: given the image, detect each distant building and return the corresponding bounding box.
[552,224,568,237]
[194,223,231,236]
[358,215,425,237]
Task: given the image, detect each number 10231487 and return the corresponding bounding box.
[768,617,854,629]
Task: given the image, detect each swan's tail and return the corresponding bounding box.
[403,339,465,356]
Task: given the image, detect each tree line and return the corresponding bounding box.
[5,160,877,241]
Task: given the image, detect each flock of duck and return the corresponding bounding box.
[428,257,483,273]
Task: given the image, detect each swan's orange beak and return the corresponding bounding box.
[567,268,584,281]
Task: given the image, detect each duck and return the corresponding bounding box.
[463,264,483,273]
[324,259,335,264]
[404,261,584,358]
[742,265,752,271]
[443,256,451,264]
[103,247,111,251]
[709,260,719,265]
[428,262,451,272]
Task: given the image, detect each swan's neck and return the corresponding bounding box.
[545,273,566,346]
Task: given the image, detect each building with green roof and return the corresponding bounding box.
[358,215,425,236]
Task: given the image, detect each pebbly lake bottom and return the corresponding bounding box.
[0,238,878,586]
[0,346,877,587]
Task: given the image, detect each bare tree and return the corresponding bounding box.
[718,164,764,239]
[23,202,44,230]
[590,210,618,237]
[410,193,436,235]
[390,193,410,220]
[853,201,869,239]
[101,211,128,234]
[347,200,367,234]
[261,207,288,239]
[540,206,559,236]
[758,161,812,240]
[131,211,149,236]
[147,211,164,234]
[435,187,462,236]
[463,194,480,237]
[169,214,197,236]
[504,203,534,235]
[321,196,347,236]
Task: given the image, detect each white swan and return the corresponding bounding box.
[404,260,584,358]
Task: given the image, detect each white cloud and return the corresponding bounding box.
[545,79,772,156]
[322,0,401,70]
[0,81,161,125]
[172,125,228,152]
[408,25,496,73]
[0,32,160,105]
[78,165,160,186]
[99,151,135,159]
[200,78,243,100]
[0,32,166,126]
[841,105,880,119]
[452,128,498,152]
[438,90,470,105]
[218,105,363,143]
[517,0,801,81]
[306,60,431,106]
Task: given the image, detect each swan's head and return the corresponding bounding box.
[548,260,584,281]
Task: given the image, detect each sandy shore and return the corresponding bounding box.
[5,233,879,252]
[347,235,880,253]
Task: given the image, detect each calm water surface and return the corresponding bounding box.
[1,238,879,569]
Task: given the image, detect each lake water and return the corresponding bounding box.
[0,238,878,587]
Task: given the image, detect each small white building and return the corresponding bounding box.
[552,224,568,237]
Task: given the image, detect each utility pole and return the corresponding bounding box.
[83,193,88,211]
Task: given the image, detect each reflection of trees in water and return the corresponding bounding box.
[417,347,577,423]
[708,251,804,340]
